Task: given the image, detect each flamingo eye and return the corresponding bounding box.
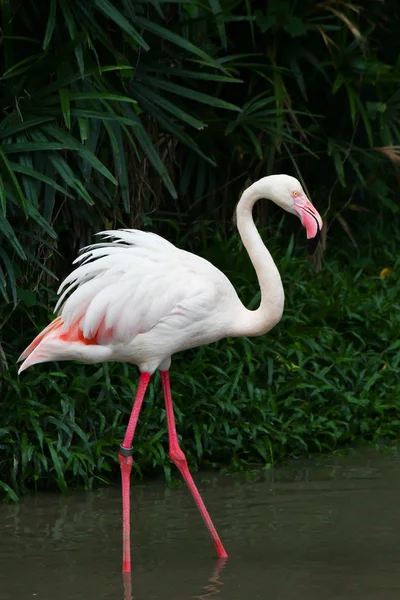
[291,190,300,197]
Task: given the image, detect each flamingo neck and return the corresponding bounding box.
[234,180,285,337]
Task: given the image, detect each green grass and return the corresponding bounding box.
[1,218,399,501]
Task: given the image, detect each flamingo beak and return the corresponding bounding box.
[293,197,323,255]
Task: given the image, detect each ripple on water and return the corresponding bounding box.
[1,446,400,599]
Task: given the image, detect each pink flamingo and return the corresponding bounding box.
[18,175,322,572]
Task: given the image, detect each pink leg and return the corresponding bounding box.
[118,372,151,573]
[160,370,228,558]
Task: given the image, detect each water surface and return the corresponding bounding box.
[1,446,400,599]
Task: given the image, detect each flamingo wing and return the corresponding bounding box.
[18,229,236,373]
[55,229,226,344]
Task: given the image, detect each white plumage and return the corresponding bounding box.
[18,175,323,375]
[19,229,242,373]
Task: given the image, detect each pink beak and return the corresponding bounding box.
[293,197,323,254]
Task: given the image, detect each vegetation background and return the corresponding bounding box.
[0,0,399,500]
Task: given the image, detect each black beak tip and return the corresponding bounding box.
[307,225,321,256]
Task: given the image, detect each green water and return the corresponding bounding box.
[1,447,400,599]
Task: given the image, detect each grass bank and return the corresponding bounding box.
[1,218,399,501]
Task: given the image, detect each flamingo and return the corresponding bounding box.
[18,174,323,573]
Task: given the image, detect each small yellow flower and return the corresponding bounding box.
[379,267,392,279]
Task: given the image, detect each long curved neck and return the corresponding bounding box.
[234,181,284,337]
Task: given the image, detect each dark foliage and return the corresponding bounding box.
[1,0,399,499]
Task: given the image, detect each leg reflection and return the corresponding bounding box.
[196,557,228,600]
[121,557,227,600]
[122,571,132,600]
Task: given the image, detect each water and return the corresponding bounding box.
[1,446,400,599]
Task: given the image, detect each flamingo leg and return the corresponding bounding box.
[119,371,151,573]
[160,370,228,558]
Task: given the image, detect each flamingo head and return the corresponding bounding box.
[262,175,323,255]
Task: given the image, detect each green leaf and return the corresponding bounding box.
[0,265,8,301]
[1,52,45,79]
[25,249,57,279]
[344,83,357,125]
[0,174,6,215]
[42,165,56,219]
[1,0,14,71]
[93,0,149,50]
[59,0,84,75]
[142,77,240,111]
[37,65,134,97]
[355,96,374,146]
[42,124,118,185]
[256,13,277,33]
[134,91,215,165]
[27,203,57,239]
[332,74,343,94]
[78,117,89,143]
[332,149,346,187]
[284,16,307,37]
[43,0,57,50]
[17,288,37,308]
[30,419,44,451]
[42,92,138,106]
[134,83,205,129]
[67,108,139,127]
[49,155,94,204]
[123,107,177,198]
[47,441,68,492]
[103,121,130,212]
[4,142,79,153]
[59,88,71,129]
[379,195,400,213]
[0,215,26,259]
[69,92,137,104]
[245,0,256,47]
[14,147,35,206]
[0,247,17,304]
[0,117,55,138]
[347,154,365,186]
[0,147,27,214]
[146,65,242,83]
[0,481,19,502]
[135,15,229,73]
[244,126,262,158]
[208,0,227,49]
[10,162,74,198]
[387,340,400,352]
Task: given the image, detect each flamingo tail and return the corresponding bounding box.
[18,316,113,374]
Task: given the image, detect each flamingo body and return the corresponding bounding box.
[18,229,245,374]
[18,174,323,572]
